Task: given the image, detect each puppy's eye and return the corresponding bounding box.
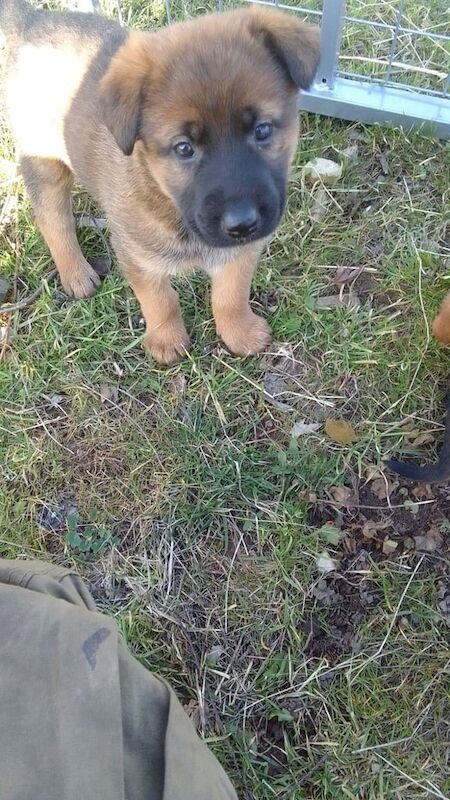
[174,141,195,159]
[254,122,273,142]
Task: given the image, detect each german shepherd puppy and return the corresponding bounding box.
[0,0,320,363]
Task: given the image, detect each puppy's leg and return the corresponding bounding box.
[21,156,100,299]
[432,290,450,344]
[128,272,190,365]
[211,251,271,356]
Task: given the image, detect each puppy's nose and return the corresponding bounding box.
[221,202,259,239]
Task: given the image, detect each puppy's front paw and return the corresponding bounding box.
[432,292,450,344]
[144,322,191,365]
[60,262,101,299]
[216,311,271,356]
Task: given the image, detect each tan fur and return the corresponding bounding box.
[3,4,320,363]
[433,291,450,345]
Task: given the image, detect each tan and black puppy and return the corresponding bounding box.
[1,0,320,363]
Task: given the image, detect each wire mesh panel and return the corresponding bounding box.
[296,0,450,137]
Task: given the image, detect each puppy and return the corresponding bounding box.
[1,0,320,363]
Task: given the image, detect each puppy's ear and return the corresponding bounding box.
[248,7,320,91]
[98,33,154,156]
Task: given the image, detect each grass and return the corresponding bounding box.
[1,1,450,798]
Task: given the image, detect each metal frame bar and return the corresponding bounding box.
[315,0,345,90]
[299,76,450,138]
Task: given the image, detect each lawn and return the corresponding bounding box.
[0,1,449,798]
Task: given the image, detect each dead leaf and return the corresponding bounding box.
[99,383,119,405]
[362,519,390,539]
[382,538,398,555]
[49,394,64,407]
[370,476,396,500]
[377,152,389,175]
[263,393,294,413]
[298,490,318,503]
[76,214,107,229]
[330,485,353,505]
[414,534,441,552]
[291,420,321,437]
[112,362,124,377]
[167,374,187,396]
[410,431,435,448]
[316,551,338,574]
[303,157,343,186]
[340,144,358,159]
[325,418,358,444]
[310,187,330,223]
[262,372,294,412]
[314,292,360,310]
[207,645,225,663]
[312,578,340,605]
[263,372,287,396]
[0,278,11,303]
[411,483,434,500]
[334,266,363,287]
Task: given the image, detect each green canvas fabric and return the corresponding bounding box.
[0,559,238,800]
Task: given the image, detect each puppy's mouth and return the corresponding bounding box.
[185,212,280,249]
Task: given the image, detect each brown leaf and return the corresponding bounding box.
[362,519,390,539]
[411,483,434,500]
[377,152,389,175]
[325,418,358,444]
[291,420,321,437]
[414,534,441,553]
[330,485,353,506]
[334,266,363,287]
[370,476,396,500]
[314,292,360,310]
[99,383,119,405]
[414,525,444,553]
[167,374,187,396]
[410,432,435,448]
[0,278,11,303]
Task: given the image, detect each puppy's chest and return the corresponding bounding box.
[120,224,245,277]
[160,237,241,275]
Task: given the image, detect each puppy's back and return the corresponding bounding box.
[2,0,125,169]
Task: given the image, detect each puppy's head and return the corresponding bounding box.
[99,7,320,247]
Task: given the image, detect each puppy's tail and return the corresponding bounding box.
[0,0,31,35]
[386,391,450,484]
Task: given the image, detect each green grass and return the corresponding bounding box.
[1,1,450,798]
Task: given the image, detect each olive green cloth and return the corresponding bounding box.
[0,559,237,800]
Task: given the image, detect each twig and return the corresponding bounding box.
[338,55,446,80]
[0,269,58,314]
